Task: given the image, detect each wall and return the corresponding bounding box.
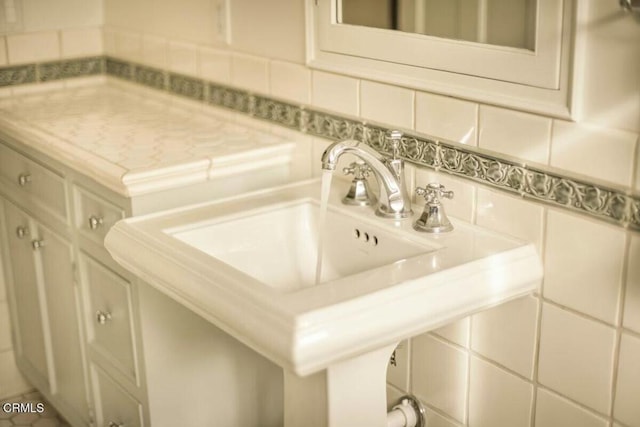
[0,1,638,426]
[103,1,640,426]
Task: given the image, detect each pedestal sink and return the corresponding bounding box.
[105,178,542,426]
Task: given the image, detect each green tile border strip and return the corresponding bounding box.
[39,56,104,82]
[0,64,36,87]
[0,57,104,87]
[1,56,638,231]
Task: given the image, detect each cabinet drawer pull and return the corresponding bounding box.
[31,239,46,250]
[108,422,125,427]
[16,226,29,239]
[96,310,112,325]
[17,173,32,187]
[88,215,104,230]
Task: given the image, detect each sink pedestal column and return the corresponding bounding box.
[284,343,398,427]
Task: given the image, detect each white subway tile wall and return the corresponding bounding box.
[579,0,640,133]
[0,1,639,425]
[432,317,470,349]
[425,409,463,427]
[360,80,414,130]
[544,210,625,324]
[0,37,8,66]
[142,35,168,70]
[471,296,539,379]
[415,92,478,146]
[230,53,269,95]
[551,120,637,187]
[412,335,468,423]
[478,105,552,165]
[269,61,311,105]
[168,41,198,77]
[113,30,142,62]
[636,143,640,191]
[475,188,545,254]
[60,28,103,58]
[468,357,533,427]
[198,46,231,84]
[6,31,60,64]
[624,235,640,333]
[613,333,640,427]
[534,388,608,427]
[538,303,616,414]
[311,70,359,117]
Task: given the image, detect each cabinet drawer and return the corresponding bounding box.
[0,142,67,222]
[91,365,144,427]
[75,186,125,246]
[82,254,138,382]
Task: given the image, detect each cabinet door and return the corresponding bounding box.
[35,221,90,423]
[91,365,143,427]
[2,201,50,389]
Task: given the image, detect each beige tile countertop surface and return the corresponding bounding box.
[0,78,295,196]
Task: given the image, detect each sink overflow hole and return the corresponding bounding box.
[353,228,379,246]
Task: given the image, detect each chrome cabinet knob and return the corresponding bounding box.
[31,239,46,250]
[17,173,32,187]
[88,215,104,230]
[15,226,29,239]
[96,310,112,325]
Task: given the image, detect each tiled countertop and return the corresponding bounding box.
[0,78,295,196]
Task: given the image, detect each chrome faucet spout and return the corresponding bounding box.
[321,137,412,219]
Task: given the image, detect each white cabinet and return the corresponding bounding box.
[2,202,50,391]
[0,141,143,427]
[1,200,90,426]
[90,365,144,427]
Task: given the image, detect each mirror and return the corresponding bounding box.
[340,0,537,50]
[307,0,576,118]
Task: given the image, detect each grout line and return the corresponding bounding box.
[464,318,472,425]
[535,384,615,424]
[530,293,545,427]
[420,400,465,427]
[608,232,633,423]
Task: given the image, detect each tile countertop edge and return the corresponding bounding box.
[0,82,298,198]
[0,115,131,195]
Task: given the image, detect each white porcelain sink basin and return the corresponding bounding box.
[169,200,435,293]
[105,178,542,377]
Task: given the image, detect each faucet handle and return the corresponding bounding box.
[343,160,372,179]
[386,130,403,159]
[416,183,454,204]
[342,160,375,206]
[414,183,454,233]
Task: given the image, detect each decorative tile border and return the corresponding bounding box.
[134,64,166,90]
[1,56,638,231]
[207,83,252,114]
[169,73,205,101]
[39,57,104,82]
[0,64,36,87]
[0,58,104,87]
